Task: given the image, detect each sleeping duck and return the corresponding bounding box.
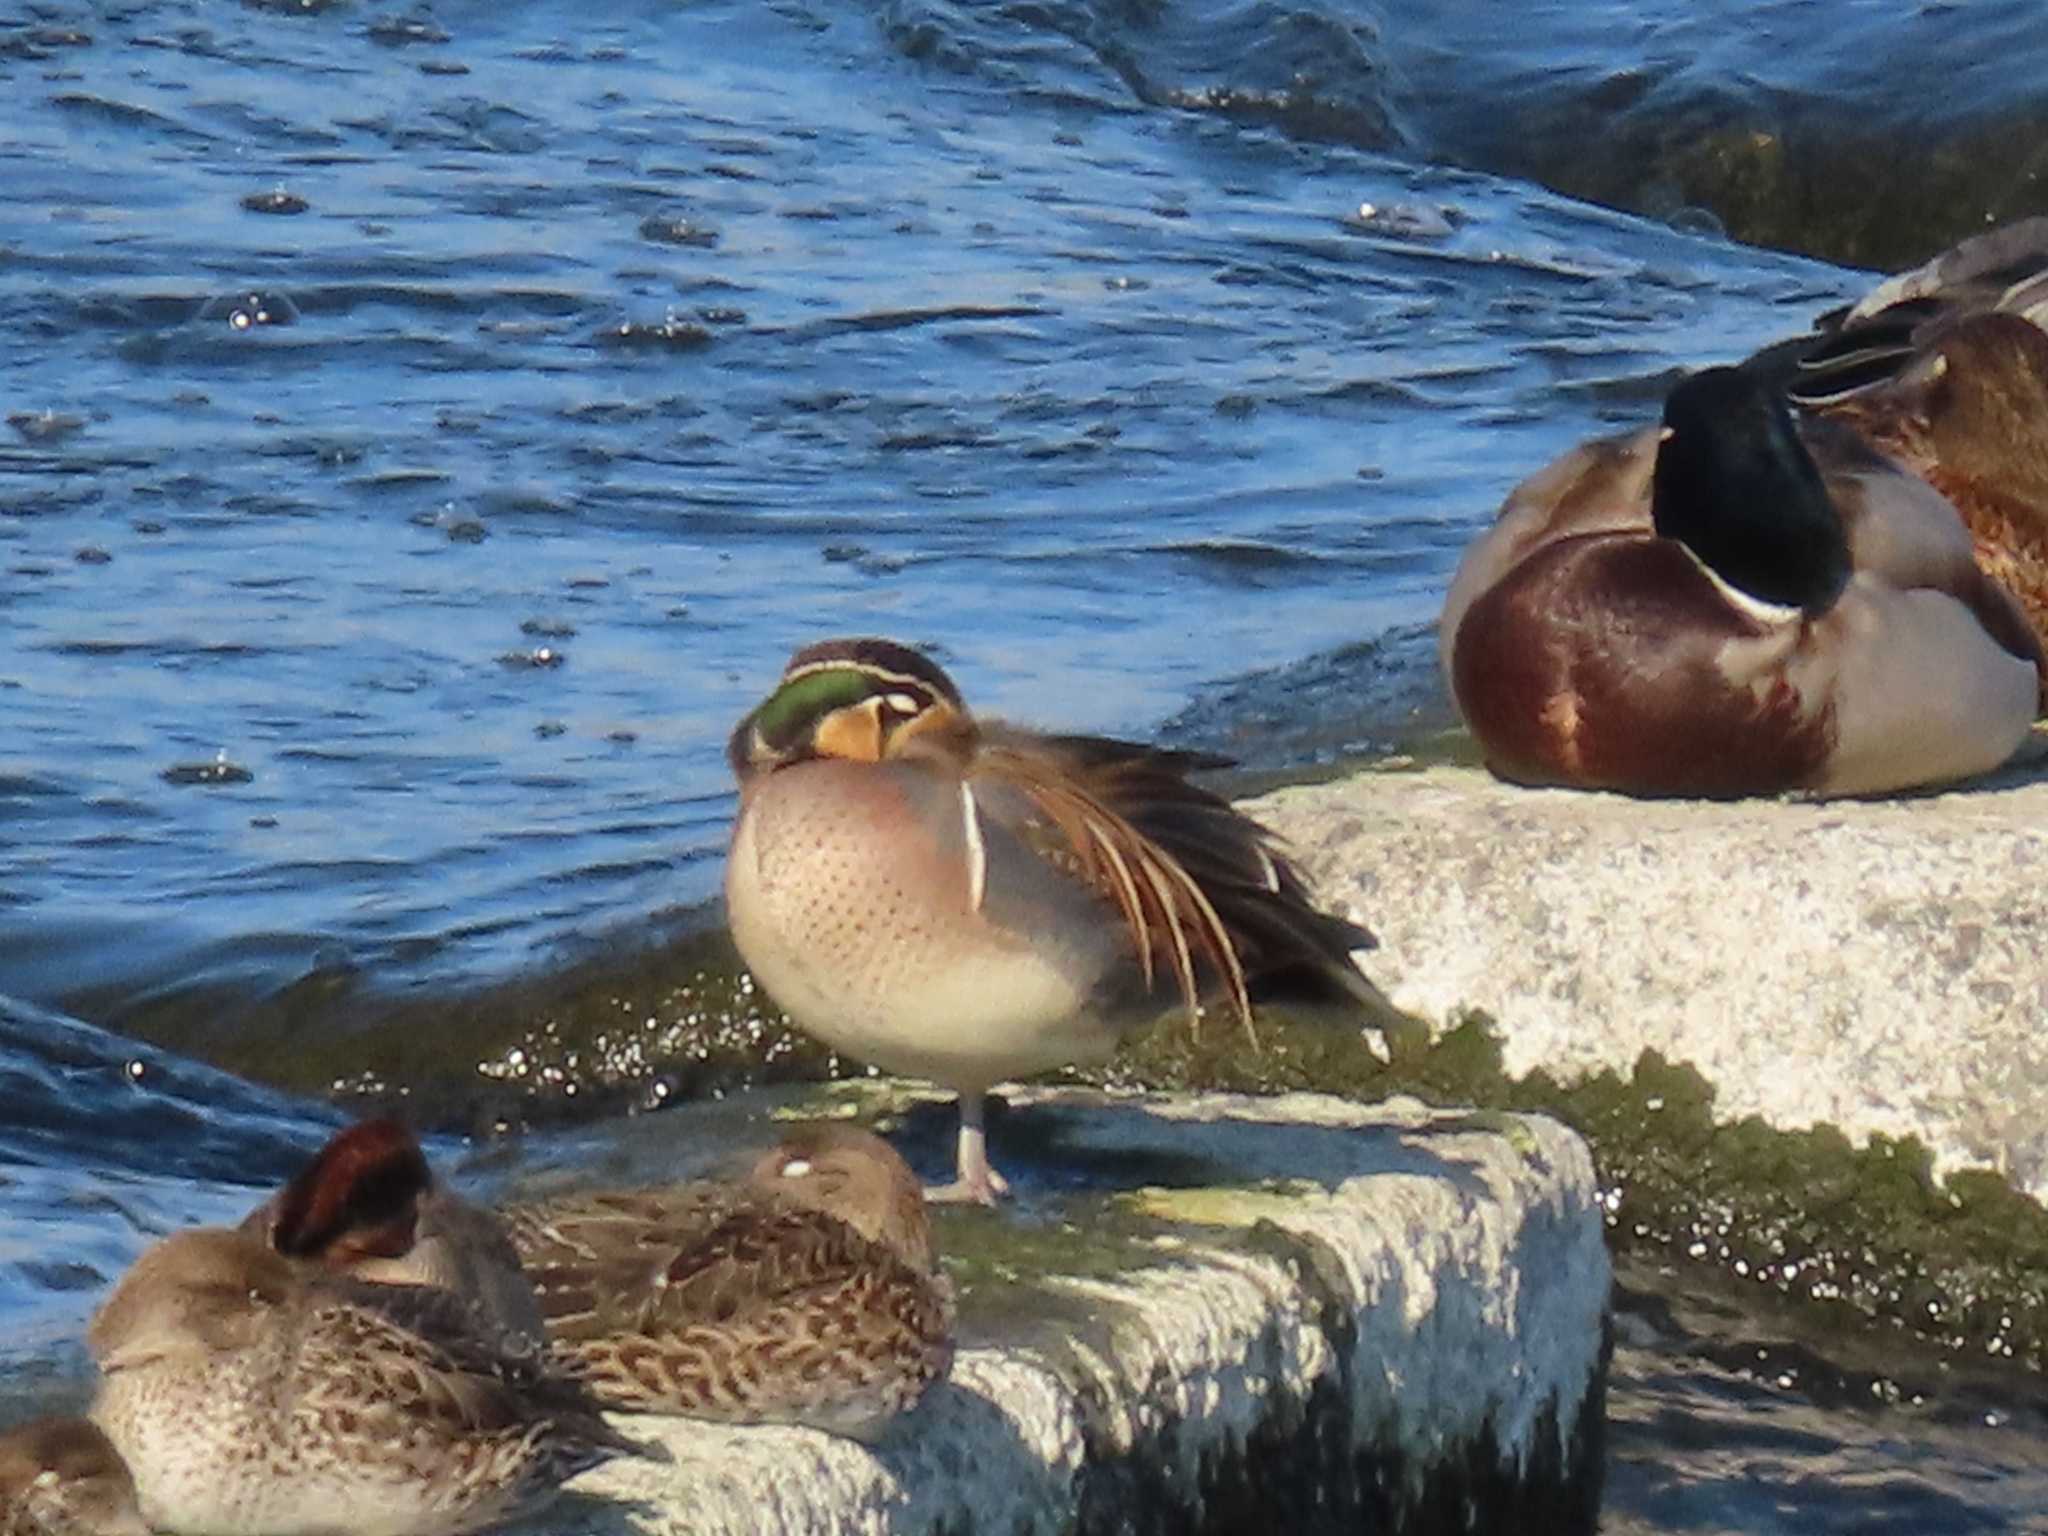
[1765,218,2048,658]
[1440,362,2043,797]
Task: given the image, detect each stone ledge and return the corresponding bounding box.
[546,1088,1608,1536]
[1246,760,2048,1198]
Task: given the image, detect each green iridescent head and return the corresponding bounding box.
[728,637,967,778]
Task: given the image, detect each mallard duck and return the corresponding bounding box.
[724,637,1379,1202]
[1441,363,2043,797]
[501,1123,953,1441]
[1762,217,2048,665]
[87,1228,656,1536]
[241,1118,546,1351]
[0,1418,148,1536]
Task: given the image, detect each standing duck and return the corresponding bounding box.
[724,637,1380,1202]
[88,1227,654,1536]
[0,1418,148,1536]
[502,1123,953,1441]
[1441,363,2042,797]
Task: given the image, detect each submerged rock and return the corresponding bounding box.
[1247,758,2048,1199]
[553,1087,1608,1536]
[1375,0,2048,269]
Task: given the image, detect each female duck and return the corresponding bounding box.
[503,1124,954,1442]
[1772,217,2048,656]
[255,1119,955,1442]
[1441,364,2042,797]
[88,1228,651,1536]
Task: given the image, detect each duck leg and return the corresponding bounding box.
[928,1091,1011,1205]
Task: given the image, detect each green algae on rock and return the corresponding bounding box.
[95,925,845,1129]
[1095,1004,2048,1383]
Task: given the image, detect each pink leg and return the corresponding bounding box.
[926,1092,1011,1205]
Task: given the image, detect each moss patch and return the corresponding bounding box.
[1118,1184,1328,1229]
[102,925,844,1130]
[1091,1006,2048,1377]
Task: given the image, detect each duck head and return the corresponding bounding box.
[727,638,972,782]
[748,1124,935,1272]
[1652,365,1853,616]
[251,1118,429,1266]
[243,1119,545,1347]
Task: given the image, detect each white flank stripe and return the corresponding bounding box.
[960,782,987,912]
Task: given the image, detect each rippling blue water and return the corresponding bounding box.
[0,0,1864,1020]
[3,0,2045,1527]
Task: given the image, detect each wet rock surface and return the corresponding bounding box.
[1377,0,2048,269]
[1247,755,2048,1199]
[548,1086,1609,1536]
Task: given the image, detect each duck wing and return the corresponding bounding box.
[1842,218,2048,329]
[503,1185,746,1337]
[965,728,1253,1037]
[550,1205,953,1431]
[297,1277,654,1465]
[1784,221,2048,406]
[971,726,1381,1033]
[1808,420,2045,677]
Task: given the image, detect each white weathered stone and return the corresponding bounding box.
[1245,759,2048,1197]
[548,1087,1607,1536]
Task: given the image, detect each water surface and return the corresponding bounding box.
[0,0,1856,1028]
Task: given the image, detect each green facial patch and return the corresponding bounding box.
[750,667,881,753]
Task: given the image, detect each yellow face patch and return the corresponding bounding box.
[811,699,887,763]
